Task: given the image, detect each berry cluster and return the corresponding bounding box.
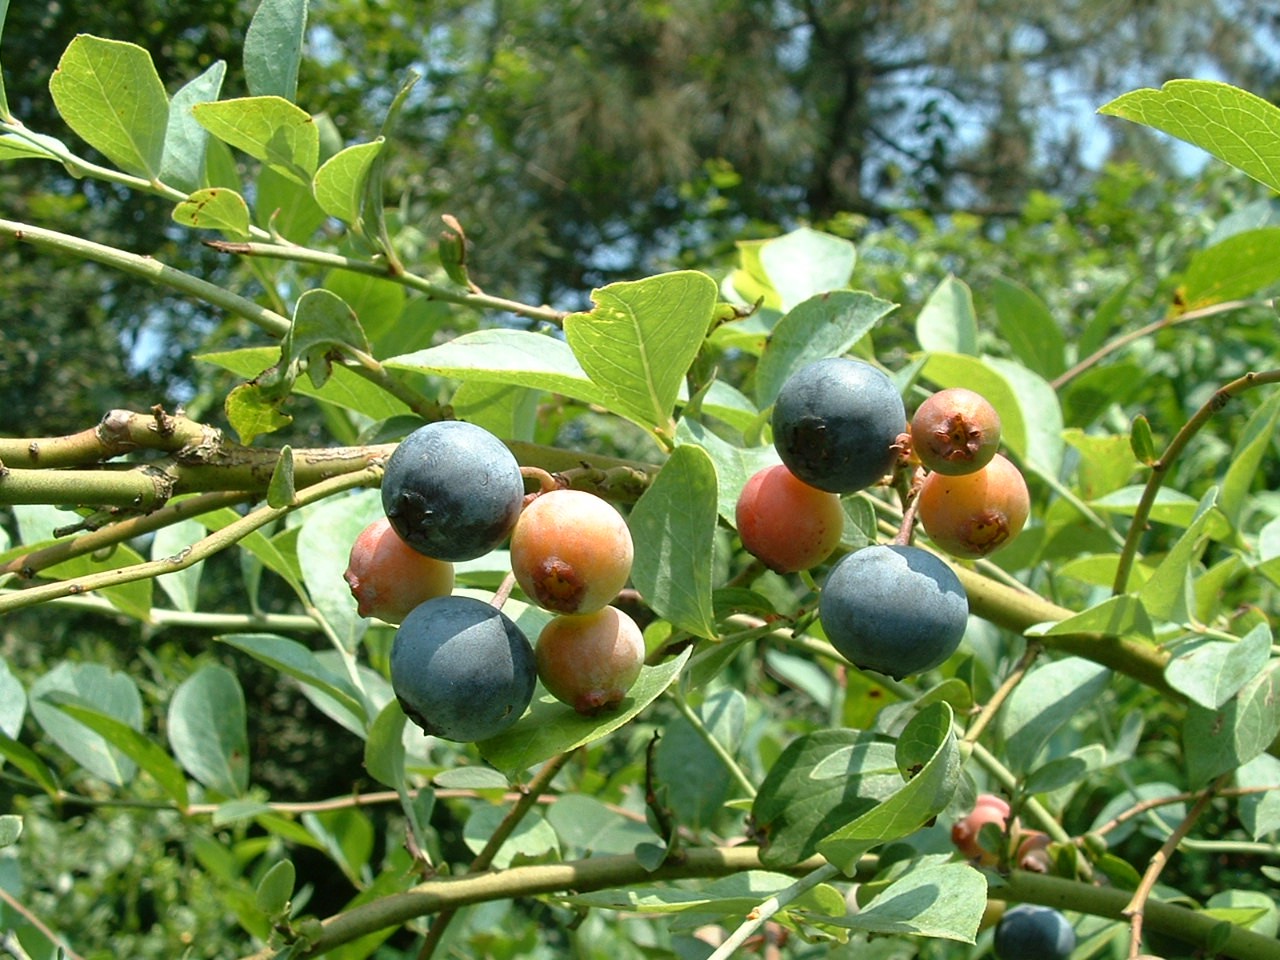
[736,362,1030,680]
[344,421,644,742]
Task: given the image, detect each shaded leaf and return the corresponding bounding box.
[193,96,318,185]
[168,665,249,797]
[244,0,307,101]
[629,445,719,638]
[216,633,366,724]
[1184,660,1280,785]
[30,662,144,786]
[996,658,1110,775]
[313,139,384,226]
[991,277,1065,379]
[817,860,986,942]
[1165,624,1272,710]
[161,60,226,193]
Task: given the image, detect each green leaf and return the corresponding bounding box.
[916,275,977,355]
[29,662,144,786]
[433,766,510,791]
[386,329,605,406]
[1091,486,1230,535]
[0,731,60,798]
[284,288,371,389]
[544,794,660,855]
[1166,625,1274,711]
[244,0,308,101]
[1220,391,1280,529]
[324,268,406,343]
[49,35,169,179]
[754,291,897,408]
[478,648,690,775]
[0,130,66,162]
[199,346,411,421]
[991,277,1065,379]
[172,187,251,238]
[1022,744,1108,795]
[193,96,318,185]
[48,696,190,809]
[996,657,1110,775]
[161,60,227,193]
[629,444,719,639]
[0,657,24,739]
[39,541,153,621]
[754,730,903,868]
[151,516,206,613]
[1130,415,1157,466]
[654,689,747,827]
[1028,594,1154,640]
[255,859,296,920]
[1236,753,1280,840]
[217,633,366,725]
[168,665,249,797]
[1099,80,1280,195]
[364,700,407,790]
[1184,660,1280,785]
[564,271,718,433]
[1182,227,1280,308]
[818,703,961,873]
[0,815,21,849]
[313,139,384,226]
[225,381,293,444]
[255,163,326,240]
[1139,487,1221,623]
[817,860,986,942]
[266,445,297,508]
[759,227,857,311]
[676,418,779,525]
[463,805,559,869]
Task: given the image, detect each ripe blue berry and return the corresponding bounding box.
[381,421,524,562]
[391,595,536,742]
[993,905,1076,960]
[771,358,906,493]
[818,544,968,678]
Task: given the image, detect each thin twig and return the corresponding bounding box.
[1112,368,1280,594]
[1122,774,1230,958]
[962,641,1043,745]
[417,752,575,959]
[0,886,87,960]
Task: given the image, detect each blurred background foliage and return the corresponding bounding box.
[2,2,1280,957]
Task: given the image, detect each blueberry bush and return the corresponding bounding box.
[1,5,1279,959]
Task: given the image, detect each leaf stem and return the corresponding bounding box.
[204,239,569,326]
[671,691,757,800]
[0,468,381,615]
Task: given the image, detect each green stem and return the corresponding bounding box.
[706,862,841,960]
[1000,870,1280,960]
[0,218,291,338]
[417,752,576,959]
[205,239,569,326]
[671,692,757,800]
[1113,368,1280,594]
[0,468,380,615]
[969,741,1071,844]
[237,847,831,960]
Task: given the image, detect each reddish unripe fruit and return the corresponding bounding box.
[536,606,645,715]
[1016,830,1052,873]
[735,464,844,573]
[951,794,1011,865]
[910,387,1002,476]
[918,454,1030,559]
[344,517,455,624]
[510,489,634,614]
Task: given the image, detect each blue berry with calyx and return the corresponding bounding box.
[381,420,524,562]
[771,357,906,494]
